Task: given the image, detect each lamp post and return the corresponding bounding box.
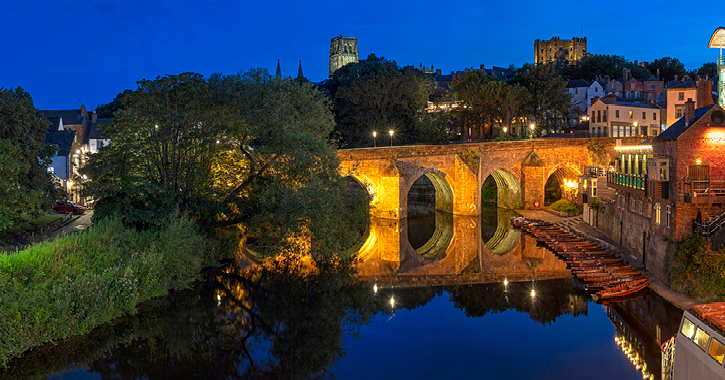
[389,130,394,148]
[503,127,508,141]
[633,121,638,136]
[530,123,535,140]
[373,131,377,148]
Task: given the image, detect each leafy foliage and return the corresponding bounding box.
[0,88,57,231]
[671,236,725,302]
[324,54,436,147]
[512,64,572,131]
[82,70,369,260]
[644,57,686,82]
[0,215,213,367]
[549,199,578,213]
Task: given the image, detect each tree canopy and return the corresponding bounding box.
[324,54,443,147]
[0,87,57,231]
[644,57,686,82]
[512,64,572,132]
[82,70,369,259]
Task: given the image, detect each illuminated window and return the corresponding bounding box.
[655,203,661,224]
[709,339,725,364]
[681,318,696,339]
[648,158,669,180]
[695,328,711,351]
[629,110,633,119]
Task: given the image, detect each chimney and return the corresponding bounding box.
[451,71,455,80]
[436,68,441,76]
[685,98,696,124]
[656,69,660,80]
[697,79,714,107]
[92,111,97,123]
[674,74,679,82]
[623,68,628,81]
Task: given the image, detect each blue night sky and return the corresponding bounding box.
[0,0,720,110]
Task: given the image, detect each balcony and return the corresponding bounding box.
[647,180,669,201]
[607,172,646,197]
[684,179,725,203]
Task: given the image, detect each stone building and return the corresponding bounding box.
[588,96,665,137]
[329,35,358,78]
[534,36,587,65]
[596,102,725,283]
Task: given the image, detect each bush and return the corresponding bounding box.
[549,199,579,213]
[0,214,213,367]
[671,236,725,302]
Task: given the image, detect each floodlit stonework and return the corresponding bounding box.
[329,35,358,78]
[535,36,587,65]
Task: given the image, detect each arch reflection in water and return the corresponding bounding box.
[353,211,570,282]
[480,205,521,255]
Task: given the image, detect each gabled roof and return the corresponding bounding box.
[644,75,660,82]
[655,105,715,140]
[667,81,697,89]
[46,117,61,132]
[88,119,111,140]
[44,130,75,157]
[567,79,591,88]
[43,109,83,125]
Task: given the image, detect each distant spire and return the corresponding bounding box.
[275,59,281,79]
[297,60,304,79]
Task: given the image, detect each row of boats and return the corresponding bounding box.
[511,217,651,301]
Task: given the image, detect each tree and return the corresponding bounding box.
[95,89,133,118]
[324,54,433,147]
[449,71,525,140]
[0,87,57,230]
[689,62,719,80]
[513,64,572,131]
[561,54,651,81]
[645,57,686,82]
[82,70,369,259]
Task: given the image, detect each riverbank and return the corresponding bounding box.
[516,209,700,310]
[0,215,216,368]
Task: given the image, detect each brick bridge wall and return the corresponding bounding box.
[339,137,641,219]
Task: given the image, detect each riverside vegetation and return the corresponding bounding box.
[0,215,215,367]
[670,235,725,302]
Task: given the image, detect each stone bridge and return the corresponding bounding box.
[339,137,639,219]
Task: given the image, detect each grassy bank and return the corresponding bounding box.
[671,236,725,302]
[0,215,216,367]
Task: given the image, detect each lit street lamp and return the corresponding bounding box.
[373,131,377,148]
[389,130,394,148]
[530,123,535,140]
[633,121,638,136]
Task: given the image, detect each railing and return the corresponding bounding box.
[695,210,725,237]
[584,165,608,177]
[607,172,646,191]
[683,178,725,198]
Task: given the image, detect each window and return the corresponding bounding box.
[615,110,620,118]
[681,318,696,339]
[631,83,635,89]
[595,87,599,92]
[629,110,633,119]
[666,205,671,227]
[648,158,669,181]
[675,105,684,119]
[655,203,661,224]
[635,91,640,98]
[679,92,685,101]
[612,84,616,90]
[592,111,595,121]
[648,93,652,101]
[695,328,711,351]
[603,110,607,122]
[651,84,656,90]
[631,197,636,212]
[597,110,601,123]
[639,199,643,214]
[643,112,646,120]
[709,339,725,364]
[626,92,631,99]
[646,201,652,218]
[653,112,657,120]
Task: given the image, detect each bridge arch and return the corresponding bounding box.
[544,165,582,204]
[343,173,378,206]
[404,169,454,214]
[481,168,522,210]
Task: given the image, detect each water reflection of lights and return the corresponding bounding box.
[531,289,536,297]
[613,335,653,380]
[374,283,378,294]
[390,296,395,308]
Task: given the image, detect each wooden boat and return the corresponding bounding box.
[593,278,651,300]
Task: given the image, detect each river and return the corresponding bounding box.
[0,205,683,380]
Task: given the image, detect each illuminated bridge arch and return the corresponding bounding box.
[482,168,522,210]
[404,170,454,213]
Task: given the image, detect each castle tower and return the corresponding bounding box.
[329,35,359,78]
[534,36,588,65]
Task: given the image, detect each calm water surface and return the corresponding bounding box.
[1,206,683,380]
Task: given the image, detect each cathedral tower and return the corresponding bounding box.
[329,35,359,78]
